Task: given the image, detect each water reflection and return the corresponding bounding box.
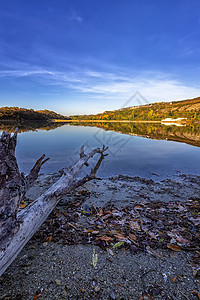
[0,120,63,133]
[69,121,200,148]
[1,120,200,148]
[0,121,199,179]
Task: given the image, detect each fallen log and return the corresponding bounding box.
[0,129,108,276]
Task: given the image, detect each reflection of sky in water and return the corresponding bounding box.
[12,124,200,179]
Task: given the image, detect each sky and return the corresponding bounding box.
[0,0,200,115]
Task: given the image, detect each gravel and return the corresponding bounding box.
[0,242,199,300]
[0,173,200,299]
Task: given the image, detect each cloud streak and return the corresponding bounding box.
[69,9,83,22]
[0,67,200,109]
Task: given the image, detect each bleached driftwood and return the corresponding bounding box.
[0,129,107,276]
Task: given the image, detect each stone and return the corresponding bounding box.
[55,279,62,286]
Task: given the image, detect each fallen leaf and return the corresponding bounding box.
[134,205,143,210]
[46,236,52,242]
[192,290,200,299]
[79,189,88,194]
[102,214,112,220]
[130,221,141,231]
[129,233,137,241]
[148,248,163,258]
[104,210,112,215]
[167,244,182,252]
[114,233,127,241]
[92,249,98,268]
[193,268,200,278]
[20,203,26,208]
[148,231,158,239]
[84,229,95,233]
[67,222,77,229]
[33,294,41,300]
[113,241,125,248]
[139,294,154,300]
[91,231,100,235]
[172,275,178,282]
[175,236,190,244]
[99,235,112,242]
[99,208,103,217]
[109,230,121,236]
[56,211,62,217]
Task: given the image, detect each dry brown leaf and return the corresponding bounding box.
[46,236,52,242]
[134,205,143,210]
[33,294,41,300]
[175,236,190,244]
[91,230,100,235]
[130,221,141,231]
[99,235,112,242]
[109,229,121,235]
[139,294,154,300]
[104,210,112,215]
[172,275,178,282]
[192,290,200,299]
[167,244,181,252]
[55,211,62,217]
[129,233,137,241]
[99,208,103,217]
[148,231,157,239]
[114,233,127,241]
[102,214,112,220]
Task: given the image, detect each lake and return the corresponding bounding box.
[2,122,199,179]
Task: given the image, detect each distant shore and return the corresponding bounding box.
[53,119,162,123]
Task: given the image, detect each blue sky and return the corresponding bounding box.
[0,0,200,115]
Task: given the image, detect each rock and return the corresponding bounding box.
[194,268,200,278]
[99,276,104,282]
[109,290,116,299]
[55,279,62,286]
[130,245,139,253]
[94,286,101,293]
[0,295,10,300]
[71,212,79,222]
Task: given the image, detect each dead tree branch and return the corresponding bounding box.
[0,130,107,276]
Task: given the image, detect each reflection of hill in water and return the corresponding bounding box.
[70,121,200,148]
[0,120,65,133]
[1,120,200,148]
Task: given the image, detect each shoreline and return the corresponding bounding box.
[0,172,199,299]
[54,119,164,123]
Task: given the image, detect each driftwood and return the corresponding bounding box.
[0,129,107,276]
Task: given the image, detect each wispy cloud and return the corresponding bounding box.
[0,70,54,77]
[69,10,83,22]
[0,67,200,108]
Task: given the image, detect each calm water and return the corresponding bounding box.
[11,124,200,179]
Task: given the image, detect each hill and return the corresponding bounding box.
[70,97,200,122]
[0,107,68,122]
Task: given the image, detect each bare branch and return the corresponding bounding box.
[0,129,108,276]
[26,154,50,186]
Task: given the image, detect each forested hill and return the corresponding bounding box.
[0,107,68,121]
[70,97,200,121]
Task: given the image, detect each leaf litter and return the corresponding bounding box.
[33,196,200,254]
